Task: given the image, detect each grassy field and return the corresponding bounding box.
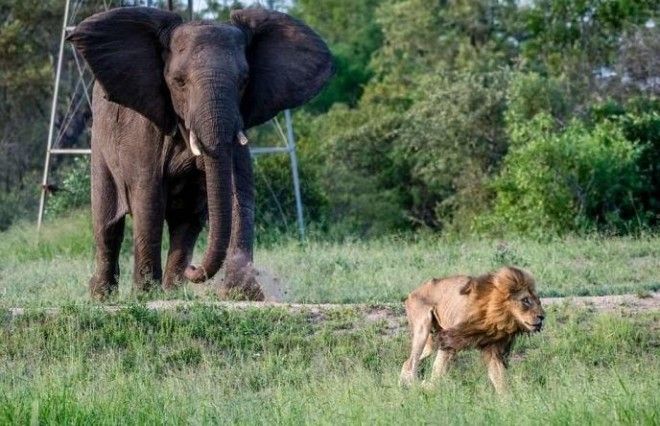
[1,214,658,424]
[1,304,658,424]
[0,213,658,308]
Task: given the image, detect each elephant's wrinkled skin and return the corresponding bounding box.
[67,7,333,299]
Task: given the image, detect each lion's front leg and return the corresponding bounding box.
[483,345,507,394]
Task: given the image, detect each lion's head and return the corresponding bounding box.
[490,266,545,332]
[440,266,545,350]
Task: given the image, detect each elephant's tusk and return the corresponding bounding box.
[237,131,249,146]
[189,131,202,156]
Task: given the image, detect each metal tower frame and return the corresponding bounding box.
[37,0,306,238]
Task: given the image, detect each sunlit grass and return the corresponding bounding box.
[1,213,657,307]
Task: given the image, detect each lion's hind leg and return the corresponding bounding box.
[420,334,437,361]
[429,349,455,382]
[400,296,434,386]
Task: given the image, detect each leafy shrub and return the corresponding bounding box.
[397,72,509,229]
[310,104,409,236]
[505,72,573,136]
[46,156,91,218]
[476,115,646,235]
[590,98,660,224]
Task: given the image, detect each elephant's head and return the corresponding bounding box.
[68,7,333,282]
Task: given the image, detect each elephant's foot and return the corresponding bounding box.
[133,263,162,293]
[88,276,118,301]
[219,251,265,301]
[133,278,160,293]
[162,271,185,291]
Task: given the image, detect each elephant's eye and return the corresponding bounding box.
[173,76,186,88]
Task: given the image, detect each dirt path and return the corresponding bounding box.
[6,293,659,323]
[541,292,659,313]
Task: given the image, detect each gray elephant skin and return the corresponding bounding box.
[67,7,334,300]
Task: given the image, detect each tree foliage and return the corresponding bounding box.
[1,0,658,237]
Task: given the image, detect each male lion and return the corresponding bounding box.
[399,266,544,393]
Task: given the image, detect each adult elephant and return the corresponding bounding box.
[67,7,333,300]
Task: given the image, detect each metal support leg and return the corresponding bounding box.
[284,109,305,240]
[38,0,72,231]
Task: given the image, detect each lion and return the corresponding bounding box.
[399,266,544,393]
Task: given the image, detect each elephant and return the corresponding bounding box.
[67,7,333,300]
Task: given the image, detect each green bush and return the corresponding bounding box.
[45,156,91,218]
[476,115,646,235]
[300,72,511,236]
[505,72,573,138]
[309,104,409,236]
[590,98,660,224]
[397,72,509,229]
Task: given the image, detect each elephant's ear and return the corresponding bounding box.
[230,8,334,129]
[67,7,182,133]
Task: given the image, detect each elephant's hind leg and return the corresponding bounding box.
[163,176,205,290]
[164,216,203,290]
[90,156,125,299]
[163,221,201,290]
[130,185,165,292]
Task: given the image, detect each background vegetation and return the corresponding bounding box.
[0,0,657,237]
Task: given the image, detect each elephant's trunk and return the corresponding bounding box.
[183,83,242,283]
[185,145,233,283]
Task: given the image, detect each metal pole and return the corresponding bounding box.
[285,109,305,239]
[188,0,193,20]
[264,0,304,239]
[38,0,72,231]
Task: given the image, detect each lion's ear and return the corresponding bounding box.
[460,279,476,295]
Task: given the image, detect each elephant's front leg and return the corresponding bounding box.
[130,186,165,291]
[221,143,265,301]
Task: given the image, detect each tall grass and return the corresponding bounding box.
[0,305,657,424]
[1,213,658,307]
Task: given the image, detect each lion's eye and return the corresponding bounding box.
[521,297,532,307]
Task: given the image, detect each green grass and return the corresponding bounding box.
[1,214,659,424]
[0,213,658,307]
[0,305,658,424]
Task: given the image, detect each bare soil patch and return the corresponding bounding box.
[7,293,658,328]
[541,292,659,314]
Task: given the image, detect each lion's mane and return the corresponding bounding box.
[437,267,535,351]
